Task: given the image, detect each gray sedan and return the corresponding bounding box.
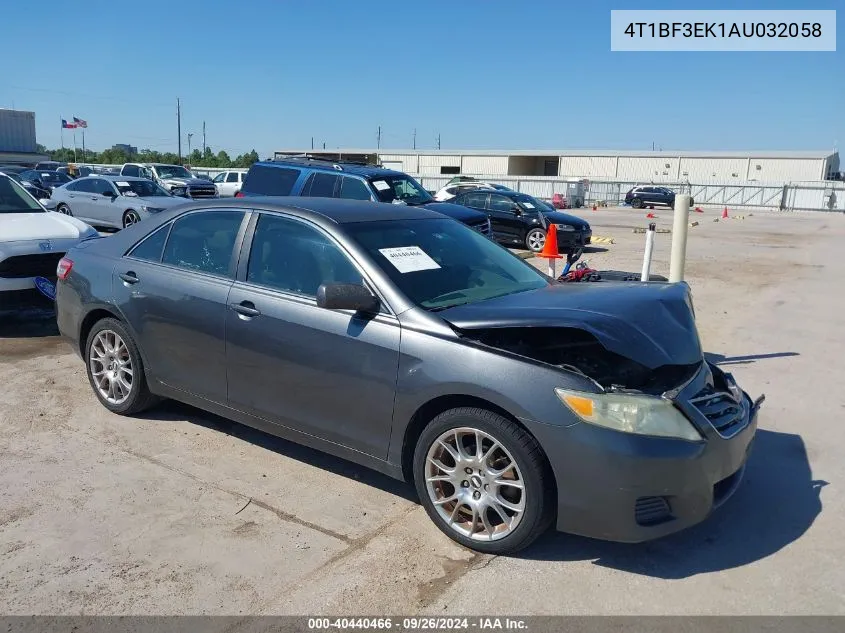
[50,175,189,229]
[54,198,760,554]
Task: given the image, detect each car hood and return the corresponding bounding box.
[121,195,189,208]
[542,211,590,229]
[422,201,488,223]
[438,281,702,369]
[0,212,95,241]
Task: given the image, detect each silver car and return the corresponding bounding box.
[50,176,190,229]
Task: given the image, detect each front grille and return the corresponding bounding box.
[635,496,673,526]
[186,186,218,199]
[689,385,747,438]
[0,253,65,279]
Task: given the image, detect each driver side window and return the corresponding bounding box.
[213,173,226,183]
[488,195,515,212]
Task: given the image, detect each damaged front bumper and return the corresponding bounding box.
[528,362,762,542]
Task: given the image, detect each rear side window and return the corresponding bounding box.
[304,172,339,198]
[161,210,245,277]
[339,176,372,200]
[226,172,239,183]
[242,165,300,196]
[122,165,140,177]
[129,224,171,262]
[462,192,489,210]
[74,179,96,193]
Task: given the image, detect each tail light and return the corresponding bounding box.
[234,191,245,198]
[57,257,73,280]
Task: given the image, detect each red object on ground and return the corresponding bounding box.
[592,205,597,211]
[694,207,703,213]
[561,266,597,282]
[551,193,568,209]
[538,224,562,260]
[646,212,656,219]
[722,207,729,219]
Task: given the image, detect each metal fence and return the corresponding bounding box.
[413,174,845,212]
[92,163,845,212]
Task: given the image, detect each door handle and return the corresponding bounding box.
[119,271,139,284]
[231,301,260,318]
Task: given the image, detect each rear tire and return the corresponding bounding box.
[413,407,554,555]
[57,203,73,216]
[631,198,643,209]
[85,318,158,415]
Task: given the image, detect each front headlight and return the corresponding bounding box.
[558,224,575,232]
[555,388,703,441]
[141,206,164,214]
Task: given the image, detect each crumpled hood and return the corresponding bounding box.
[0,212,95,242]
[438,281,702,369]
[160,177,210,187]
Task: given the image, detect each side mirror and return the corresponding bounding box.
[316,283,379,313]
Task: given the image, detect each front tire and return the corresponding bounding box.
[122,210,141,228]
[525,228,547,253]
[85,318,157,415]
[631,198,644,209]
[413,408,554,555]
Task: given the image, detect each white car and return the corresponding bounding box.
[433,181,494,201]
[212,170,247,197]
[0,172,97,295]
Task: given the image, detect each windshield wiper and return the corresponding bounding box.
[427,302,471,312]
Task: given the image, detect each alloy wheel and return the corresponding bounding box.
[89,330,134,405]
[527,230,546,252]
[425,427,526,541]
[57,204,72,215]
[123,211,140,228]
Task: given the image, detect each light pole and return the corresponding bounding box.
[187,133,194,159]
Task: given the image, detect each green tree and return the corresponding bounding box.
[216,150,231,167]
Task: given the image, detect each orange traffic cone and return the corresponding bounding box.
[592,204,597,211]
[722,207,729,219]
[646,212,656,219]
[539,224,562,260]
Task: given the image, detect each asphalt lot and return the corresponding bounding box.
[1,206,844,615]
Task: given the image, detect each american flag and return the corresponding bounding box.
[73,117,88,128]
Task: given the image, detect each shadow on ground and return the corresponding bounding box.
[582,246,609,254]
[522,428,826,578]
[141,400,418,503]
[706,351,800,366]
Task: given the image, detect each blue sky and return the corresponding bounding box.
[2,0,841,157]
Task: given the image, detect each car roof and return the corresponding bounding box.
[86,175,149,182]
[174,196,444,224]
[254,159,406,179]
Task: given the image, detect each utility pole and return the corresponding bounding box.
[377,126,381,149]
[177,98,182,164]
[187,133,194,158]
[436,134,441,150]
[323,141,326,149]
[311,137,314,150]
[202,121,206,154]
[413,128,416,150]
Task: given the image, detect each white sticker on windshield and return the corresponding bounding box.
[378,246,440,273]
[116,181,131,187]
[372,180,390,191]
[522,202,535,208]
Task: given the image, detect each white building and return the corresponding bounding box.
[273,148,840,184]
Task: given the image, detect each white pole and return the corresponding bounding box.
[641,222,656,281]
[548,259,556,278]
[669,193,691,282]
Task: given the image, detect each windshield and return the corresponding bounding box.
[154,165,192,179]
[512,194,547,211]
[0,175,44,213]
[346,218,548,310]
[115,180,172,197]
[368,175,433,205]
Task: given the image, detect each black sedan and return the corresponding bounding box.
[7,172,52,201]
[453,189,592,253]
[55,197,761,554]
[18,169,73,194]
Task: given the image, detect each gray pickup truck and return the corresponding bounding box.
[119,163,218,199]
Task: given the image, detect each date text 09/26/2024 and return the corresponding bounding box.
[307,617,527,630]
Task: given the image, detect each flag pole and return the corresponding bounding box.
[60,117,64,152]
[73,129,78,163]
[82,128,86,163]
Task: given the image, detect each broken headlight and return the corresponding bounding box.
[555,388,703,441]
